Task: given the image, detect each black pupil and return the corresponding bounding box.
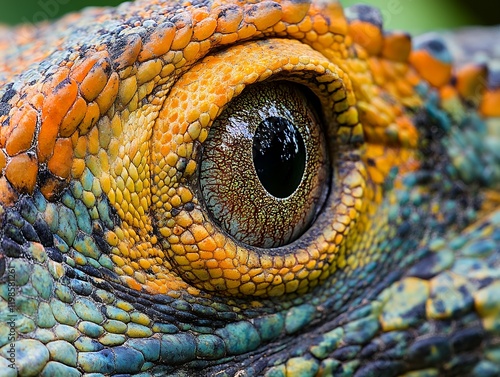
[252,117,306,198]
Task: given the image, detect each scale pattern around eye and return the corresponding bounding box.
[199,81,329,249]
[151,38,367,296]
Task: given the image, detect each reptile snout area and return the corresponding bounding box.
[0,0,499,376]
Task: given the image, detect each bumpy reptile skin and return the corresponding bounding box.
[0,0,499,376]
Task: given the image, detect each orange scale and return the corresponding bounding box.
[209,268,224,279]
[223,268,241,281]
[298,15,313,33]
[218,32,239,45]
[199,250,214,259]
[243,2,282,31]
[184,252,199,263]
[198,237,217,252]
[112,34,142,70]
[365,163,385,185]
[395,79,415,98]
[5,153,38,194]
[38,82,79,162]
[95,72,120,115]
[215,5,243,33]
[87,127,100,156]
[455,64,488,104]
[439,85,458,102]
[139,24,176,62]
[191,8,209,21]
[5,106,37,156]
[193,17,217,41]
[349,21,383,56]
[380,59,404,82]
[42,67,70,94]
[79,102,101,135]
[381,32,412,63]
[47,138,73,179]
[70,51,109,83]
[60,97,87,138]
[291,263,305,273]
[123,276,143,291]
[205,259,220,269]
[189,224,208,241]
[0,150,6,171]
[368,58,385,86]
[180,231,196,245]
[71,159,86,179]
[237,23,257,40]
[409,50,452,88]
[171,23,194,51]
[480,89,500,117]
[79,59,111,102]
[312,15,329,35]
[212,249,227,262]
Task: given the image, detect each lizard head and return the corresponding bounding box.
[0,0,499,375]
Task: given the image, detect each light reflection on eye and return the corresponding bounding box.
[199,81,329,248]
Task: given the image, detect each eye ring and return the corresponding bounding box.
[151,38,367,297]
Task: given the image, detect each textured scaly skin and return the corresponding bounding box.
[0,1,499,376]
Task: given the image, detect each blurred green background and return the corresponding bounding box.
[1,1,498,34]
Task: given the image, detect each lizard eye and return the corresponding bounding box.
[199,81,329,248]
[152,38,365,296]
